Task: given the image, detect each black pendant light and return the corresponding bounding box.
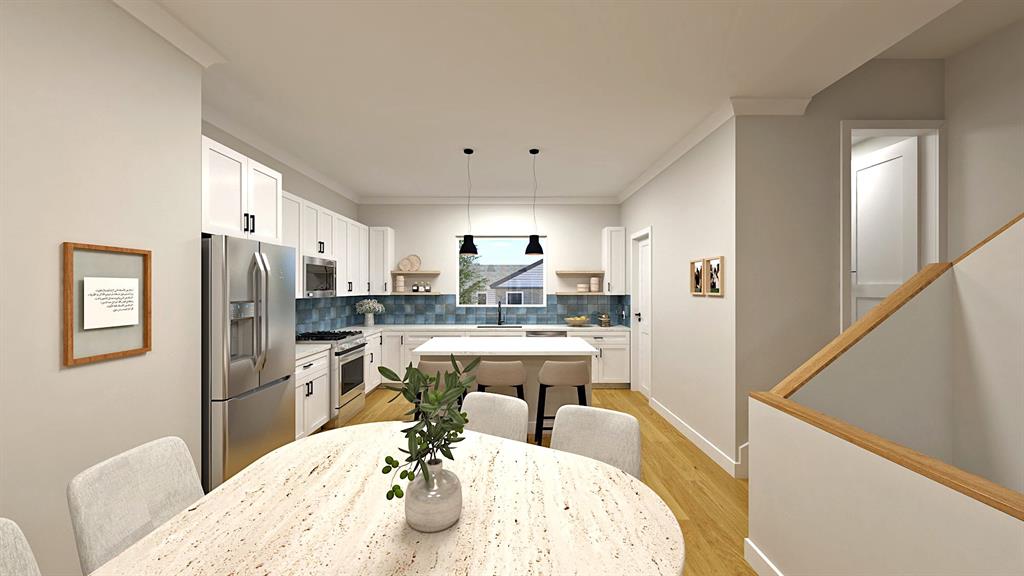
[525,148,544,256]
[459,148,478,255]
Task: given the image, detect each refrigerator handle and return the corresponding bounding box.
[253,252,269,371]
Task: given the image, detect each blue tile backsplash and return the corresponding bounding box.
[296,294,630,334]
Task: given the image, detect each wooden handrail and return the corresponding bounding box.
[751,391,1024,521]
[953,211,1024,265]
[771,262,951,398]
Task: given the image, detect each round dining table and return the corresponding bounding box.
[93,422,685,575]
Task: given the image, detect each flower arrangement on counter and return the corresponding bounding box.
[355,299,385,315]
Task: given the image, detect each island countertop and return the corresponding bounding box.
[414,336,598,357]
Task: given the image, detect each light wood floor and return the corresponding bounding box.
[347,388,755,576]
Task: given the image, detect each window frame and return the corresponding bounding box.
[505,291,524,305]
[456,236,547,308]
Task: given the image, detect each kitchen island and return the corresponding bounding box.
[415,336,598,431]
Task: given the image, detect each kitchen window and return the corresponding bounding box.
[458,236,545,306]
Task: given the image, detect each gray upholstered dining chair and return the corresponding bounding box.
[0,518,41,576]
[550,405,642,478]
[463,391,529,442]
[67,436,203,574]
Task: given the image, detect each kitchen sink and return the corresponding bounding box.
[475,325,523,328]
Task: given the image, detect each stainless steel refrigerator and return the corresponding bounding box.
[202,235,295,491]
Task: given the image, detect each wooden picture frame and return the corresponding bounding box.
[690,259,705,296]
[705,256,724,297]
[63,242,152,366]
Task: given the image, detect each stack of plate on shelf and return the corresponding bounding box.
[397,254,421,272]
[577,283,589,292]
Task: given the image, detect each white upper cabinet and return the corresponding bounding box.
[201,136,282,243]
[281,191,302,297]
[369,227,395,294]
[301,202,335,259]
[601,226,627,294]
[246,160,282,243]
[346,221,369,295]
[333,214,349,293]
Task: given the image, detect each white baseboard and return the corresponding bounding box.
[649,398,744,477]
[735,442,749,479]
[744,539,784,576]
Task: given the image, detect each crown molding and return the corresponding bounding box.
[730,97,812,116]
[617,96,812,203]
[202,106,362,204]
[113,0,225,68]
[360,195,621,206]
[617,100,736,203]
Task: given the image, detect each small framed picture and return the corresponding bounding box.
[690,259,705,296]
[705,256,723,297]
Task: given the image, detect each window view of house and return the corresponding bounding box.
[458,237,545,306]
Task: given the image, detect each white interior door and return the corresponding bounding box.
[633,236,652,397]
[851,138,918,322]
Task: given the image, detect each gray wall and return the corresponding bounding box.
[945,18,1024,257]
[202,122,359,219]
[0,2,202,573]
[620,119,738,462]
[733,59,946,451]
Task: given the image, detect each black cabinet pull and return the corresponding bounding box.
[379,335,383,345]
[370,352,374,363]
[302,362,314,369]
[242,213,250,233]
[384,281,388,292]
[366,282,370,291]
[251,214,256,232]
[347,281,353,292]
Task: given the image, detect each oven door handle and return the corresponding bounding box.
[336,347,365,364]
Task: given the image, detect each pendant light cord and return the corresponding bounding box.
[531,152,538,233]
[466,152,473,234]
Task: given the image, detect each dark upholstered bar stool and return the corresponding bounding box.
[534,360,589,445]
[475,360,526,400]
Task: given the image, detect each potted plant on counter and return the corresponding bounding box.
[355,298,385,326]
[377,356,480,533]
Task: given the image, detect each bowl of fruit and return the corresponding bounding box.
[564,315,590,327]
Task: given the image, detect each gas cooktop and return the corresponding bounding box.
[296,330,363,342]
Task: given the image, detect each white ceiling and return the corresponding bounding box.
[160,0,958,203]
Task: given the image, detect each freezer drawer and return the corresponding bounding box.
[206,376,294,491]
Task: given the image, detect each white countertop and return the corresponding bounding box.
[415,336,598,356]
[93,422,684,576]
[356,323,629,336]
[295,343,332,361]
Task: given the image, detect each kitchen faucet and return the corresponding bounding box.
[497,301,504,325]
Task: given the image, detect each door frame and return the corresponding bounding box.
[629,227,652,397]
[840,120,946,330]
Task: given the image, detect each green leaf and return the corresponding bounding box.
[463,356,482,372]
[386,490,394,500]
[393,485,404,498]
[378,366,401,382]
[382,466,391,474]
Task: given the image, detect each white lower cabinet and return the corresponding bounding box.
[295,351,331,439]
[569,332,630,384]
[382,333,404,377]
[364,335,383,393]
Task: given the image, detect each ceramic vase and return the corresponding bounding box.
[365,313,374,326]
[405,459,462,533]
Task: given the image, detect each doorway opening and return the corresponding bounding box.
[840,120,945,330]
[630,227,652,398]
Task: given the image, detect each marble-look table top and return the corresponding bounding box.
[93,422,684,575]
[415,336,599,357]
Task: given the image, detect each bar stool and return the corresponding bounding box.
[475,360,526,400]
[535,360,589,445]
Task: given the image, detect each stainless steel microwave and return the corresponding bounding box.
[303,255,336,298]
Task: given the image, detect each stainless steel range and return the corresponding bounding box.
[296,329,366,426]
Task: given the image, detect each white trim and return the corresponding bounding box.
[735,442,749,479]
[113,0,225,68]
[730,97,812,116]
[839,120,946,330]
[202,106,362,204]
[361,195,621,206]
[629,227,652,398]
[618,100,735,202]
[505,291,524,305]
[650,398,743,476]
[744,539,785,576]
